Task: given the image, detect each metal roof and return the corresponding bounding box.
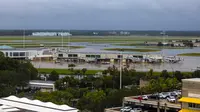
[0,96,78,112]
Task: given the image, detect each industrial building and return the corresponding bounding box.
[179,78,200,112]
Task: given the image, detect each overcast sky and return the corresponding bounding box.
[0,0,200,30]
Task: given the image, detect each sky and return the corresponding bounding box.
[0,0,200,30]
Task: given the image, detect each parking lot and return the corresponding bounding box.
[121,90,182,112]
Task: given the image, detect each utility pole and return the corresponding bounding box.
[68,30,71,52]
[61,31,64,48]
[119,51,122,89]
[23,29,25,48]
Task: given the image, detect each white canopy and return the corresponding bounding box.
[0,96,78,112]
[0,105,20,112]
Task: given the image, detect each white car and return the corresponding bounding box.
[167,96,176,103]
[120,106,132,112]
[133,108,142,112]
[159,93,166,99]
[161,92,171,98]
[142,95,148,100]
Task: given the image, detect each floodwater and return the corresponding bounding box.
[32,56,200,72]
[32,42,200,72]
[69,42,200,56]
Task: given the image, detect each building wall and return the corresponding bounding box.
[182,80,200,109]
[55,52,142,59]
[1,49,51,60]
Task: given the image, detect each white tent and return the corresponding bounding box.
[0,96,78,112]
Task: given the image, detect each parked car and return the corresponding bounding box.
[167,96,176,103]
[120,106,132,112]
[159,93,167,99]
[175,90,181,95]
[132,108,142,112]
[132,96,142,100]
[142,95,148,100]
[170,92,178,97]
[162,92,171,98]
[149,94,159,99]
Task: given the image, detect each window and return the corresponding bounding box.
[68,54,72,57]
[20,52,25,56]
[10,52,12,56]
[58,54,63,57]
[91,55,95,58]
[73,54,78,57]
[86,55,90,58]
[118,55,123,58]
[189,103,200,110]
[13,52,19,56]
[96,55,101,58]
[5,52,8,57]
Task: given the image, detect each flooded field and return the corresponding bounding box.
[30,42,200,72]
[32,56,200,72]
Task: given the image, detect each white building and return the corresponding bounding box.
[29,80,56,92]
[0,46,52,60]
[32,32,72,36]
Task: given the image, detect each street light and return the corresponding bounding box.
[120,50,122,89]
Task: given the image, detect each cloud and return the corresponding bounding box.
[0,0,200,30]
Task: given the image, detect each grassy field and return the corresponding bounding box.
[0,42,85,48]
[38,68,192,75]
[104,48,160,52]
[0,36,199,43]
[38,68,102,75]
[113,43,192,49]
[177,53,200,57]
[138,46,191,49]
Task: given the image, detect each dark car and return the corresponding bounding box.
[149,94,159,99]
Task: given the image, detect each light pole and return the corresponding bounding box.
[120,51,122,89]
[61,31,64,49]
[68,30,71,52]
[23,29,25,48]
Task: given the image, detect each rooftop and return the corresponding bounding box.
[0,45,13,49]
[0,96,78,112]
[0,47,49,51]
[182,78,200,83]
[29,80,55,84]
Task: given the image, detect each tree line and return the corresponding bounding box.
[0,52,38,97]
[34,65,200,112]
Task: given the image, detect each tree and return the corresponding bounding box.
[77,90,106,112]
[48,70,59,81]
[192,70,200,78]
[160,70,170,79]
[81,68,87,75]
[0,52,37,97]
[174,71,183,82]
[55,76,79,90]
[94,78,103,89]
[157,42,163,46]
[34,91,73,105]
